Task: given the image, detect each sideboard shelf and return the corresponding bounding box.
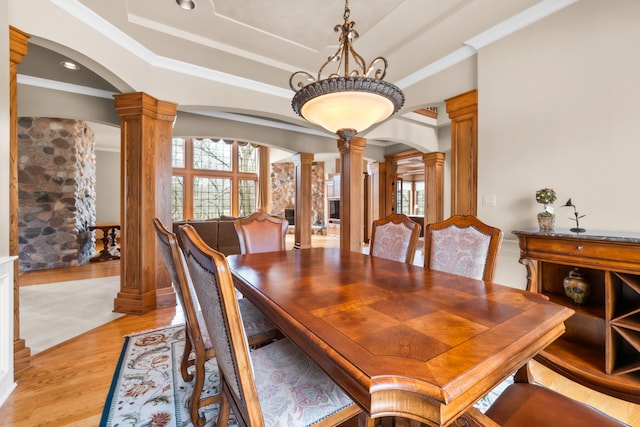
[513,228,640,403]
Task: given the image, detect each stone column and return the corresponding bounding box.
[423,152,445,225]
[10,25,31,373]
[338,136,366,252]
[293,153,313,249]
[114,92,177,314]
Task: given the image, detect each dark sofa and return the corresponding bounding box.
[172,217,241,256]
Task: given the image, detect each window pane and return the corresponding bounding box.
[193,177,231,219]
[398,191,410,214]
[238,143,258,173]
[414,182,425,216]
[172,138,185,168]
[396,181,410,214]
[172,175,184,220]
[238,179,256,216]
[193,138,232,171]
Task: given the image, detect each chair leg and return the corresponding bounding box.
[181,333,194,382]
[217,390,231,427]
[190,356,207,426]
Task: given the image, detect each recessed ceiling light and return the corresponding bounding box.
[176,0,196,10]
[60,60,80,71]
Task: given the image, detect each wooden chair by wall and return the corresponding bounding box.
[178,224,363,427]
[424,214,502,282]
[233,211,288,254]
[153,218,279,426]
[369,213,422,264]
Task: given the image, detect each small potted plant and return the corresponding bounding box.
[535,187,557,231]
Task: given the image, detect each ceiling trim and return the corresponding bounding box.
[50,0,577,103]
[464,0,579,50]
[396,0,578,90]
[17,74,117,99]
[183,109,333,139]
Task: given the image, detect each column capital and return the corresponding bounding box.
[422,151,445,166]
[337,136,367,154]
[114,92,177,122]
[9,26,30,65]
[292,152,314,166]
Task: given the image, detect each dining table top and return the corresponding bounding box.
[227,247,574,426]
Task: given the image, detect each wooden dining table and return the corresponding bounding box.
[227,248,574,426]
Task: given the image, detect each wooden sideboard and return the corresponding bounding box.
[513,229,640,403]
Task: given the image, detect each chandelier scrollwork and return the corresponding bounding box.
[289,0,404,140]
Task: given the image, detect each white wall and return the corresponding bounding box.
[95,150,120,224]
[477,0,640,288]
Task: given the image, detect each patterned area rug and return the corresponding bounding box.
[100,325,511,426]
[100,325,235,427]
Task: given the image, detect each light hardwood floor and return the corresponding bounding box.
[3,240,639,426]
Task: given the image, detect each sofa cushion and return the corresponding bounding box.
[217,217,241,256]
[171,218,240,256]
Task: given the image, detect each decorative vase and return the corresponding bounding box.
[563,268,590,305]
[537,213,555,232]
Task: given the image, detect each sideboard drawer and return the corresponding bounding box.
[524,236,640,271]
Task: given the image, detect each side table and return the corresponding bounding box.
[89,224,121,262]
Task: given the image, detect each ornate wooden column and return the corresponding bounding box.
[114,92,177,314]
[423,152,445,225]
[446,89,478,216]
[338,136,366,252]
[256,145,270,213]
[369,162,386,222]
[293,153,313,249]
[9,26,31,373]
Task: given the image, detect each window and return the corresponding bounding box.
[172,176,184,220]
[172,138,259,221]
[395,178,410,214]
[414,182,425,216]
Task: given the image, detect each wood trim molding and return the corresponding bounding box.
[293,153,313,249]
[446,89,478,216]
[423,152,445,225]
[257,146,270,213]
[9,25,31,373]
[338,137,366,252]
[114,92,177,314]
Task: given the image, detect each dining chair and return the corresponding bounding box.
[461,363,626,427]
[178,223,363,427]
[423,214,503,281]
[369,213,422,264]
[233,211,289,254]
[153,218,280,426]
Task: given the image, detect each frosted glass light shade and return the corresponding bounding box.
[291,76,404,136]
[300,91,395,134]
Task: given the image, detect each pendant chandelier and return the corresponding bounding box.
[289,0,405,142]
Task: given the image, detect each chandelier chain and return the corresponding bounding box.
[289,0,388,91]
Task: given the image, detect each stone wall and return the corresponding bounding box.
[17,117,96,271]
[271,161,325,226]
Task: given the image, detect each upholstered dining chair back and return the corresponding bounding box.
[369,213,422,264]
[233,211,289,254]
[424,215,503,282]
[154,218,280,426]
[460,363,627,427]
[153,218,218,426]
[178,224,361,427]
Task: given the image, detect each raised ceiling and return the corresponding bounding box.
[13,0,578,153]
